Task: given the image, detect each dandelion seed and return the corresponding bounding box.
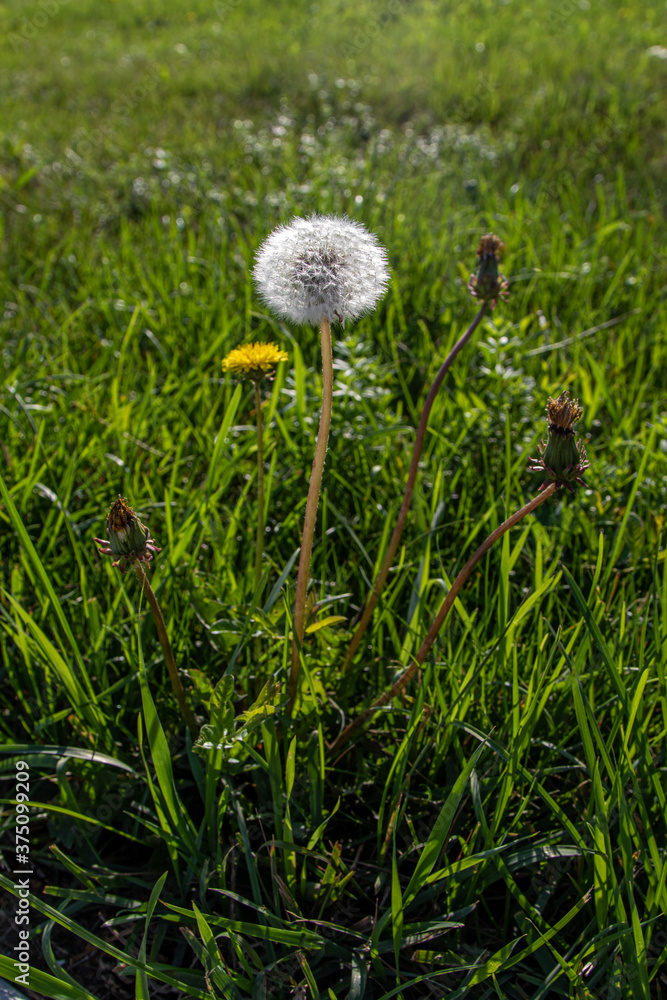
[252,214,389,712]
[252,214,390,326]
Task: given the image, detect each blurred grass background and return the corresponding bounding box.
[2,0,665,650]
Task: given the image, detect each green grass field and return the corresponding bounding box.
[1,0,667,996]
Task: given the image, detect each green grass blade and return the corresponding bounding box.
[0,471,89,683]
[403,741,485,906]
[0,954,100,1000]
[209,383,242,490]
[135,872,168,1000]
[136,637,198,857]
[0,873,211,999]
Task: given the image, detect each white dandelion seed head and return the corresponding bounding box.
[252,214,390,326]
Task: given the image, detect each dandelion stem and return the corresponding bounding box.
[289,317,334,714]
[342,302,487,672]
[254,380,265,596]
[329,482,557,756]
[134,562,198,739]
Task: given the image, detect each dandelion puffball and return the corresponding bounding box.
[253,214,390,326]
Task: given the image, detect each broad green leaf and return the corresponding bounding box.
[305,615,347,633]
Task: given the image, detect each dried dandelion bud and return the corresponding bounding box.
[221,341,288,382]
[467,233,509,308]
[252,214,390,326]
[530,391,590,493]
[94,496,161,573]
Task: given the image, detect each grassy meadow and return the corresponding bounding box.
[1,0,667,996]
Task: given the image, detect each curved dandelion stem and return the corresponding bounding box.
[288,317,334,714]
[254,380,265,596]
[341,302,487,672]
[329,483,557,757]
[134,562,198,739]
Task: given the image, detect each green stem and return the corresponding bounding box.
[134,562,198,739]
[329,483,557,757]
[342,303,487,672]
[254,379,265,596]
[288,317,334,715]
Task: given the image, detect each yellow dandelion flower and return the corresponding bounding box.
[221,341,289,381]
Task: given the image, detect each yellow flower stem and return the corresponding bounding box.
[341,302,487,672]
[328,482,557,757]
[134,562,198,739]
[254,379,265,596]
[288,317,333,715]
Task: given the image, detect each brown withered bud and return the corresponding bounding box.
[94,496,161,572]
[530,392,590,493]
[467,233,509,308]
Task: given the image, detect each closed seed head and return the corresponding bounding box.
[529,391,590,492]
[94,496,161,572]
[467,232,509,307]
